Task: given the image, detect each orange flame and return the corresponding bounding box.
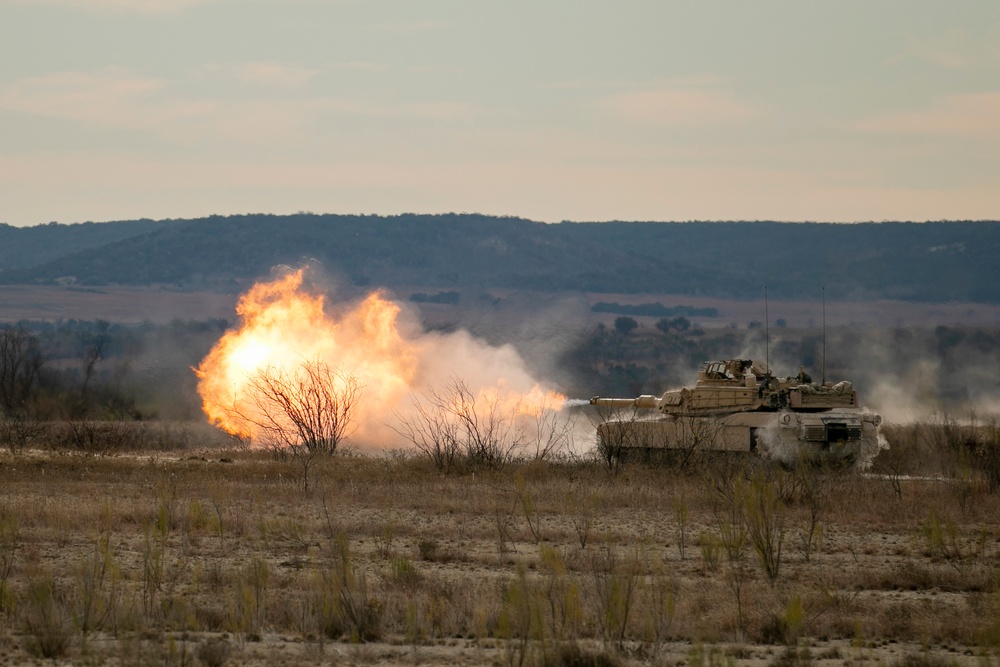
[196,269,566,447]
[514,384,567,417]
[196,269,418,440]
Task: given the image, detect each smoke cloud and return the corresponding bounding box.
[196,266,572,450]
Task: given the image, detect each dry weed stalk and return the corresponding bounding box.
[673,493,689,560]
[566,490,597,549]
[744,469,785,586]
[516,475,543,544]
[793,462,829,562]
[494,492,519,555]
[498,565,543,667]
[230,556,269,643]
[0,510,19,616]
[73,535,125,638]
[589,547,641,649]
[22,569,71,659]
[307,535,381,642]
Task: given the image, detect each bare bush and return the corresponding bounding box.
[969,417,1000,492]
[51,420,210,453]
[61,419,138,453]
[390,389,463,472]
[0,410,47,454]
[242,360,362,455]
[215,359,362,490]
[886,413,1000,493]
[590,405,726,474]
[307,536,381,642]
[73,535,124,638]
[230,557,269,643]
[744,469,786,585]
[523,394,576,461]
[589,405,642,474]
[392,378,530,471]
[671,415,729,472]
[22,572,70,659]
[792,463,829,562]
[589,547,641,649]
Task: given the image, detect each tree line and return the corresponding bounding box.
[558,319,1000,412]
[4,316,1000,455]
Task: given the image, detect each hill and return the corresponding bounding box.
[0,219,174,271]
[1,214,998,303]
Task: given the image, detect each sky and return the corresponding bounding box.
[1,0,998,227]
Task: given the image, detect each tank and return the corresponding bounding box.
[589,359,883,466]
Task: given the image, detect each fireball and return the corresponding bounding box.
[196,268,566,448]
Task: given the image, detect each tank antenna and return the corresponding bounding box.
[764,285,769,374]
[822,285,826,385]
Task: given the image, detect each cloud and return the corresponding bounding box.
[202,62,321,88]
[372,20,446,33]
[0,68,171,125]
[331,61,392,73]
[322,99,477,122]
[0,66,478,145]
[886,28,1000,70]
[605,88,759,126]
[0,67,310,143]
[1,0,225,13]
[856,92,1000,139]
[548,74,725,91]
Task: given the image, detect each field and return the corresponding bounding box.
[3,285,1000,329]
[3,285,1000,665]
[2,421,1000,666]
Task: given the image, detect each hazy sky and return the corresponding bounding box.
[1,1,998,226]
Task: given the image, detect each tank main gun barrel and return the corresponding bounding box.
[589,395,660,409]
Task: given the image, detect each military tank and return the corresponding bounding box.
[589,359,883,466]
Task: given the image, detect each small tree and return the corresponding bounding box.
[655,316,690,334]
[613,316,638,336]
[0,326,46,414]
[75,320,111,417]
[244,360,361,454]
[231,359,362,490]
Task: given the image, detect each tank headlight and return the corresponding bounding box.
[779,413,791,426]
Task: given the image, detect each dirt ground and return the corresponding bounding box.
[1,445,998,666]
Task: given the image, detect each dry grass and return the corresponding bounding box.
[0,431,999,665]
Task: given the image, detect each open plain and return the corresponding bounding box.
[1,420,999,666]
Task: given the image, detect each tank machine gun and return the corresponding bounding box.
[589,359,883,465]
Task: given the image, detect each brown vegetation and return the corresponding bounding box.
[0,420,999,666]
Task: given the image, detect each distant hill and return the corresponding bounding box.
[0,218,173,271]
[1,214,998,303]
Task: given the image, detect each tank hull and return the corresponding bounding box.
[596,408,883,466]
